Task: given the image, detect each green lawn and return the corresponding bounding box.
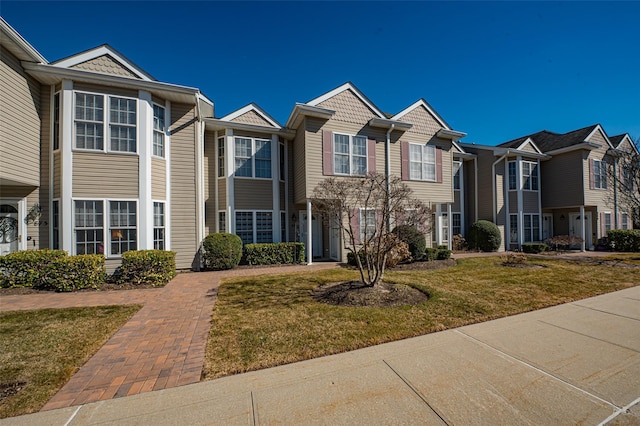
[203,256,639,380]
[0,305,140,418]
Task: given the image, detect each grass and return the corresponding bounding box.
[203,256,639,380]
[0,305,140,419]
[600,253,640,265]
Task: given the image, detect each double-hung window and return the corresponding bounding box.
[453,161,462,190]
[153,202,165,250]
[523,214,540,242]
[522,161,539,190]
[255,212,273,243]
[109,201,136,255]
[218,138,225,177]
[452,213,461,236]
[334,134,367,175]
[74,92,137,153]
[234,211,274,245]
[52,200,60,250]
[409,144,436,181]
[218,211,226,232]
[75,93,104,150]
[110,97,136,153]
[53,93,60,150]
[235,211,253,245]
[509,214,518,244]
[604,212,612,234]
[622,213,629,230]
[153,105,165,157]
[508,162,517,190]
[75,200,104,255]
[623,167,634,191]
[234,137,271,178]
[359,209,376,243]
[593,160,607,189]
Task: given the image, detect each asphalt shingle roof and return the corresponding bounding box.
[498,124,600,153]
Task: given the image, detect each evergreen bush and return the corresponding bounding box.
[201,233,243,270]
[468,220,502,252]
[392,225,426,261]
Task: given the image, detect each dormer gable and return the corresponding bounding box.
[610,134,639,154]
[584,124,614,149]
[392,99,451,132]
[51,45,155,81]
[219,103,281,128]
[515,137,544,155]
[306,82,386,123]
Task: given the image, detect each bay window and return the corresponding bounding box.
[234,137,271,178]
[153,202,165,250]
[153,105,165,157]
[109,201,136,255]
[74,200,104,255]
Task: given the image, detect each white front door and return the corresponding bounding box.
[329,215,340,261]
[569,212,592,249]
[0,202,20,256]
[542,214,553,241]
[299,212,322,258]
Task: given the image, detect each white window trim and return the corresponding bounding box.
[621,213,629,230]
[453,160,462,191]
[217,137,225,178]
[72,90,139,155]
[72,198,139,259]
[333,132,368,176]
[152,200,166,250]
[233,137,272,180]
[603,211,612,233]
[151,102,167,160]
[52,92,61,153]
[593,159,608,190]
[359,208,377,243]
[234,209,275,244]
[408,143,436,182]
[522,213,541,243]
[521,161,539,192]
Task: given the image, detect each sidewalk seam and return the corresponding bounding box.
[382,359,450,425]
[537,319,640,353]
[454,330,619,410]
[570,303,640,323]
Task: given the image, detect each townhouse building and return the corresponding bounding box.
[1,18,637,270]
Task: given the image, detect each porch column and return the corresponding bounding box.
[580,205,586,252]
[447,203,453,250]
[306,199,313,265]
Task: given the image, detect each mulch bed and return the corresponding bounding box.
[313,280,429,307]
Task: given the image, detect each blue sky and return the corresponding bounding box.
[3,1,639,145]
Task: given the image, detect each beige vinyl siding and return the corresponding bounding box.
[234,179,272,210]
[396,106,442,136]
[0,49,41,186]
[203,131,216,236]
[72,82,137,98]
[70,55,140,79]
[293,121,307,204]
[470,149,496,222]
[317,89,379,124]
[170,103,198,268]
[151,157,166,199]
[73,152,139,198]
[218,179,226,211]
[586,128,608,145]
[541,150,584,208]
[523,192,539,213]
[518,143,538,154]
[152,95,165,106]
[53,152,61,199]
[231,110,274,127]
[584,144,612,208]
[37,84,52,249]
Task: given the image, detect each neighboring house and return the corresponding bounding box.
[461,139,549,251]
[0,18,213,270]
[284,83,466,262]
[497,124,638,250]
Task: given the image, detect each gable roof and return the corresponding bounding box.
[219,103,281,128]
[610,133,640,154]
[499,124,613,153]
[51,44,155,81]
[392,99,452,130]
[306,82,386,119]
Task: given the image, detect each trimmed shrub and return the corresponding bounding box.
[202,233,243,270]
[468,220,501,252]
[452,234,467,251]
[46,255,106,292]
[346,250,365,267]
[120,250,177,286]
[0,250,67,288]
[607,229,640,252]
[521,242,548,254]
[436,245,452,260]
[244,242,305,265]
[392,225,426,261]
[424,247,438,261]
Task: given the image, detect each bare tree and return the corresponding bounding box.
[608,146,640,227]
[312,172,432,287]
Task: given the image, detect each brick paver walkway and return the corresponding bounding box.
[1,263,339,411]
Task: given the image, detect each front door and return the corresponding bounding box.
[569,212,592,249]
[542,214,553,241]
[329,215,340,261]
[299,212,322,258]
[0,202,20,256]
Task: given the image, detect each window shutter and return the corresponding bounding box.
[401,141,409,180]
[351,209,360,245]
[589,159,595,190]
[436,146,443,183]
[322,130,333,176]
[368,138,376,173]
[600,212,605,238]
[618,213,622,230]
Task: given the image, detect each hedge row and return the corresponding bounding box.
[0,250,105,291]
[607,229,640,252]
[244,242,305,265]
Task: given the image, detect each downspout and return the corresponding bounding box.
[613,158,619,228]
[474,156,478,223]
[385,123,395,232]
[194,94,204,270]
[492,149,510,224]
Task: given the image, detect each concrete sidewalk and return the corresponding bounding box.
[5,285,639,425]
